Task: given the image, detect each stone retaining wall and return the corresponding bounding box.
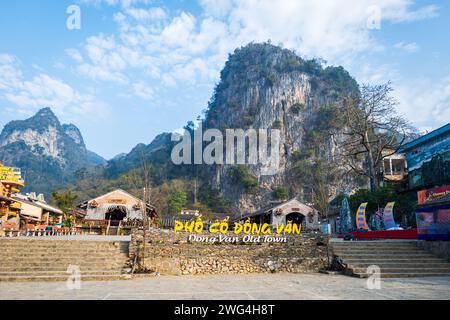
[130,228,329,276]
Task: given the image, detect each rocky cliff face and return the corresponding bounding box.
[92,43,363,214]
[0,108,105,194]
[202,43,361,213]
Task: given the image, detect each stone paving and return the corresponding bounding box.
[0,273,449,300]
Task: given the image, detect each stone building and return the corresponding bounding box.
[77,189,157,224]
[234,199,319,231]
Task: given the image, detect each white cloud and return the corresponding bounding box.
[384,3,439,22]
[0,54,23,90]
[0,55,107,118]
[125,7,167,21]
[71,0,439,90]
[200,0,233,18]
[132,82,154,100]
[66,0,442,128]
[79,0,152,9]
[394,42,419,53]
[65,48,84,63]
[394,77,450,130]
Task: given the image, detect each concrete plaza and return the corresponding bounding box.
[0,273,449,300]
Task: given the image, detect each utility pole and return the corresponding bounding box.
[142,187,147,268]
[194,178,198,204]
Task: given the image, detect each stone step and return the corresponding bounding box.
[0,263,126,269]
[0,239,131,282]
[1,258,127,264]
[1,260,127,267]
[336,254,437,259]
[333,248,427,255]
[2,246,127,250]
[342,258,446,264]
[331,241,418,245]
[353,272,450,278]
[1,248,127,251]
[0,267,126,272]
[0,241,129,245]
[331,240,450,278]
[349,267,450,274]
[0,270,124,276]
[1,255,128,260]
[2,251,128,256]
[330,240,418,244]
[346,262,450,269]
[0,274,131,282]
[2,251,128,260]
[332,245,423,249]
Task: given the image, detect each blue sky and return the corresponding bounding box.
[0,0,449,159]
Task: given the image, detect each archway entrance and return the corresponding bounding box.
[286,212,304,226]
[105,206,127,226]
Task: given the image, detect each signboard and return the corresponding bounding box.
[0,164,22,183]
[417,185,450,205]
[416,204,450,241]
[383,202,397,230]
[356,202,369,230]
[109,199,127,204]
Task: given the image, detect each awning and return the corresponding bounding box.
[20,214,41,222]
[31,201,63,215]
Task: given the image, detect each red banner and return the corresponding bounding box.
[418,185,450,205]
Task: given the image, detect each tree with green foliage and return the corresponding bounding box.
[198,184,230,213]
[272,187,289,201]
[290,103,305,115]
[229,165,259,194]
[272,119,282,129]
[167,188,187,215]
[52,189,78,228]
[342,185,417,228]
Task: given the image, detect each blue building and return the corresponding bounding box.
[399,123,450,190]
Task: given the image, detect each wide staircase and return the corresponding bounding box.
[0,239,130,282]
[330,240,450,278]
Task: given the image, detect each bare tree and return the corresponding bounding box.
[340,82,415,191]
[123,152,152,200]
[312,163,332,220]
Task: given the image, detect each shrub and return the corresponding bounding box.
[229,165,259,194]
[292,149,314,162]
[272,119,282,129]
[272,187,289,200]
[266,73,278,86]
[290,103,305,115]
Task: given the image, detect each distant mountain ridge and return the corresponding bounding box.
[0,108,106,194]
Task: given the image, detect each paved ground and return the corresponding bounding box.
[1,274,449,300]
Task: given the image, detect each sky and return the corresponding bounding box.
[0,0,449,159]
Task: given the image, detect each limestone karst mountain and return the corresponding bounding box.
[0,107,105,193]
[87,43,363,213]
